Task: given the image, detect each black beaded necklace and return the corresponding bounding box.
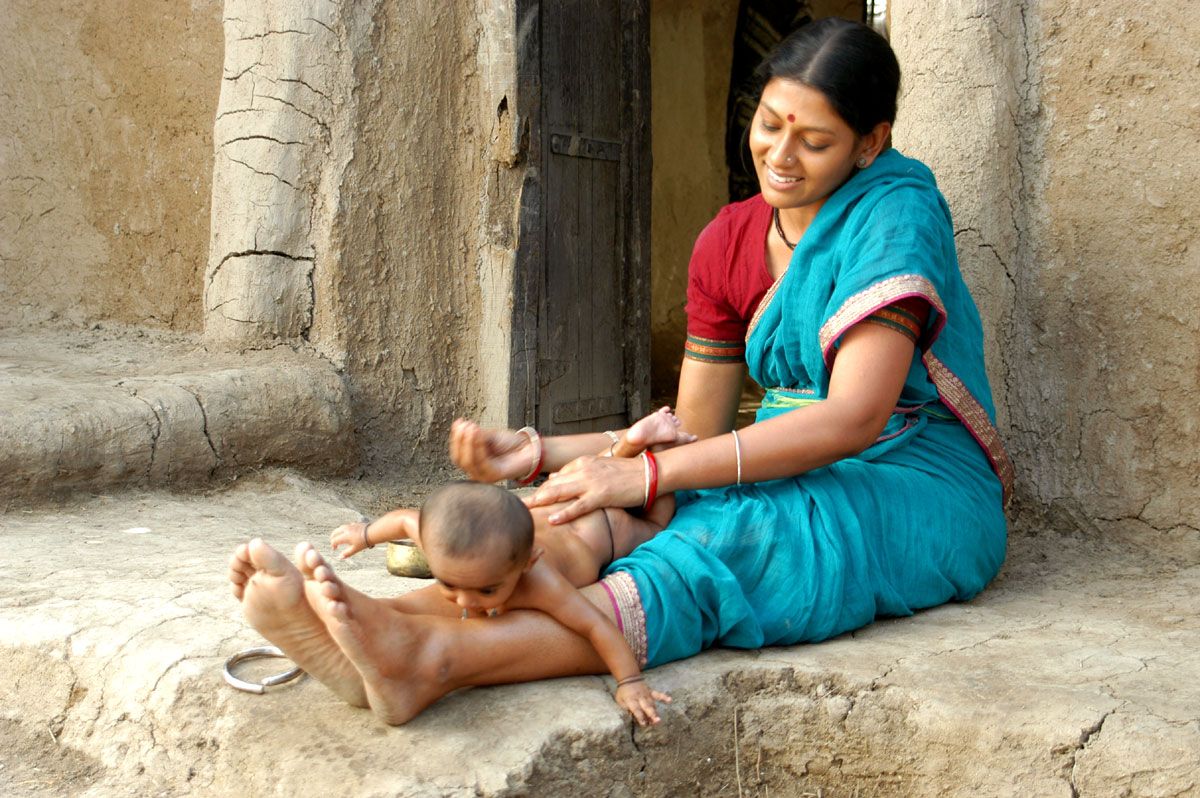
[773,207,797,251]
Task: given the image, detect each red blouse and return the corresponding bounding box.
[684,194,928,365]
[683,195,776,363]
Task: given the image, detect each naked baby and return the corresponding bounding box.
[360,480,670,723]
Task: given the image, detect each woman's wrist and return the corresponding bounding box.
[654,428,744,495]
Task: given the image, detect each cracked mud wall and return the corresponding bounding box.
[0,0,222,330]
[207,0,521,473]
[316,1,503,473]
[891,0,1200,539]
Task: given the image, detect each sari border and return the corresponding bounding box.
[818,274,947,368]
[820,275,1013,506]
[923,353,1016,506]
[746,272,786,342]
[600,570,648,668]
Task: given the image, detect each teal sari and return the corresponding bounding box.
[601,150,1011,669]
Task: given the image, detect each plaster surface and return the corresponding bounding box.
[0,0,222,330]
[891,0,1200,536]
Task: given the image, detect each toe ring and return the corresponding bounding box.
[223,645,304,694]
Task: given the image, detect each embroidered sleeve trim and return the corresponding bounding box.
[685,334,746,364]
[601,570,648,668]
[862,305,923,343]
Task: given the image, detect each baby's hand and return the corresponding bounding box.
[615,679,671,726]
[330,522,369,559]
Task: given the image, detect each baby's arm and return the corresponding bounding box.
[330,508,420,559]
[522,565,670,725]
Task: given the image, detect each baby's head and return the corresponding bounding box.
[419,480,535,612]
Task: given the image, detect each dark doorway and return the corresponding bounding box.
[510,0,651,435]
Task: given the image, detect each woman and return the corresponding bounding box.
[230,18,1011,724]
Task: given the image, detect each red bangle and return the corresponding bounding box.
[641,451,658,512]
[515,426,543,485]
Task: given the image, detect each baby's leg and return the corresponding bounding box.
[611,406,691,458]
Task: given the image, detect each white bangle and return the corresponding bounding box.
[732,429,742,486]
[515,426,542,484]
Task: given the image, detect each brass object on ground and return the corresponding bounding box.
[386,539,432,578]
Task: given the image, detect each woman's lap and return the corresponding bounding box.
[605,421,1007,668]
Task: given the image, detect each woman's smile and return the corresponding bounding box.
[764,166,804,189]
[749,77,867,234]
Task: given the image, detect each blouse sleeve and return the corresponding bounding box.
[684,213,749,364]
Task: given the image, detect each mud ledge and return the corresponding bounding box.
[1,472,1196,797]
[0,323,355,503]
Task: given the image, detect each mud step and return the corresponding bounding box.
[1,474,1197,797]
[0,324,354,502]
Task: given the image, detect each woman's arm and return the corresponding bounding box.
[672,358,746,440]
[529,322,916,522]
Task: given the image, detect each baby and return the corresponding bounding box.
[330,407,693,724]
[383,479,670,724]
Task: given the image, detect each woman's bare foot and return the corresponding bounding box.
[621,406,695,453]
[227,539,368,707]
[295,542,453,725]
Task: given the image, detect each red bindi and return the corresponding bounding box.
[787,114,795,122]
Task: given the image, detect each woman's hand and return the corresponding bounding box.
[526,454,647,524]
[449,419,534,483]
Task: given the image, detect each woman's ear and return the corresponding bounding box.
[857,120,893,168]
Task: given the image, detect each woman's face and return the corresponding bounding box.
[748,78,871,216]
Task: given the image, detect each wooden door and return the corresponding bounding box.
[511,0,651,436]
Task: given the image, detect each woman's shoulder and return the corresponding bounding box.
[694,195,771,256]
[712,194,771,230]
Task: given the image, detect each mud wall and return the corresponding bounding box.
[0,0,222,330]
[205,0,522,473]
[314,0,520,471]
[892,0,1200,538]
[648,0,739,400]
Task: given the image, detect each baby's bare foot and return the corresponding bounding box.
[296,542,452,725]
[624,406,693,450]
[227,539,367,707]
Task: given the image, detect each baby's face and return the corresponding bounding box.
[425,545,526,612]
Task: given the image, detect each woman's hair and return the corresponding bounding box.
[755,17,900,137]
